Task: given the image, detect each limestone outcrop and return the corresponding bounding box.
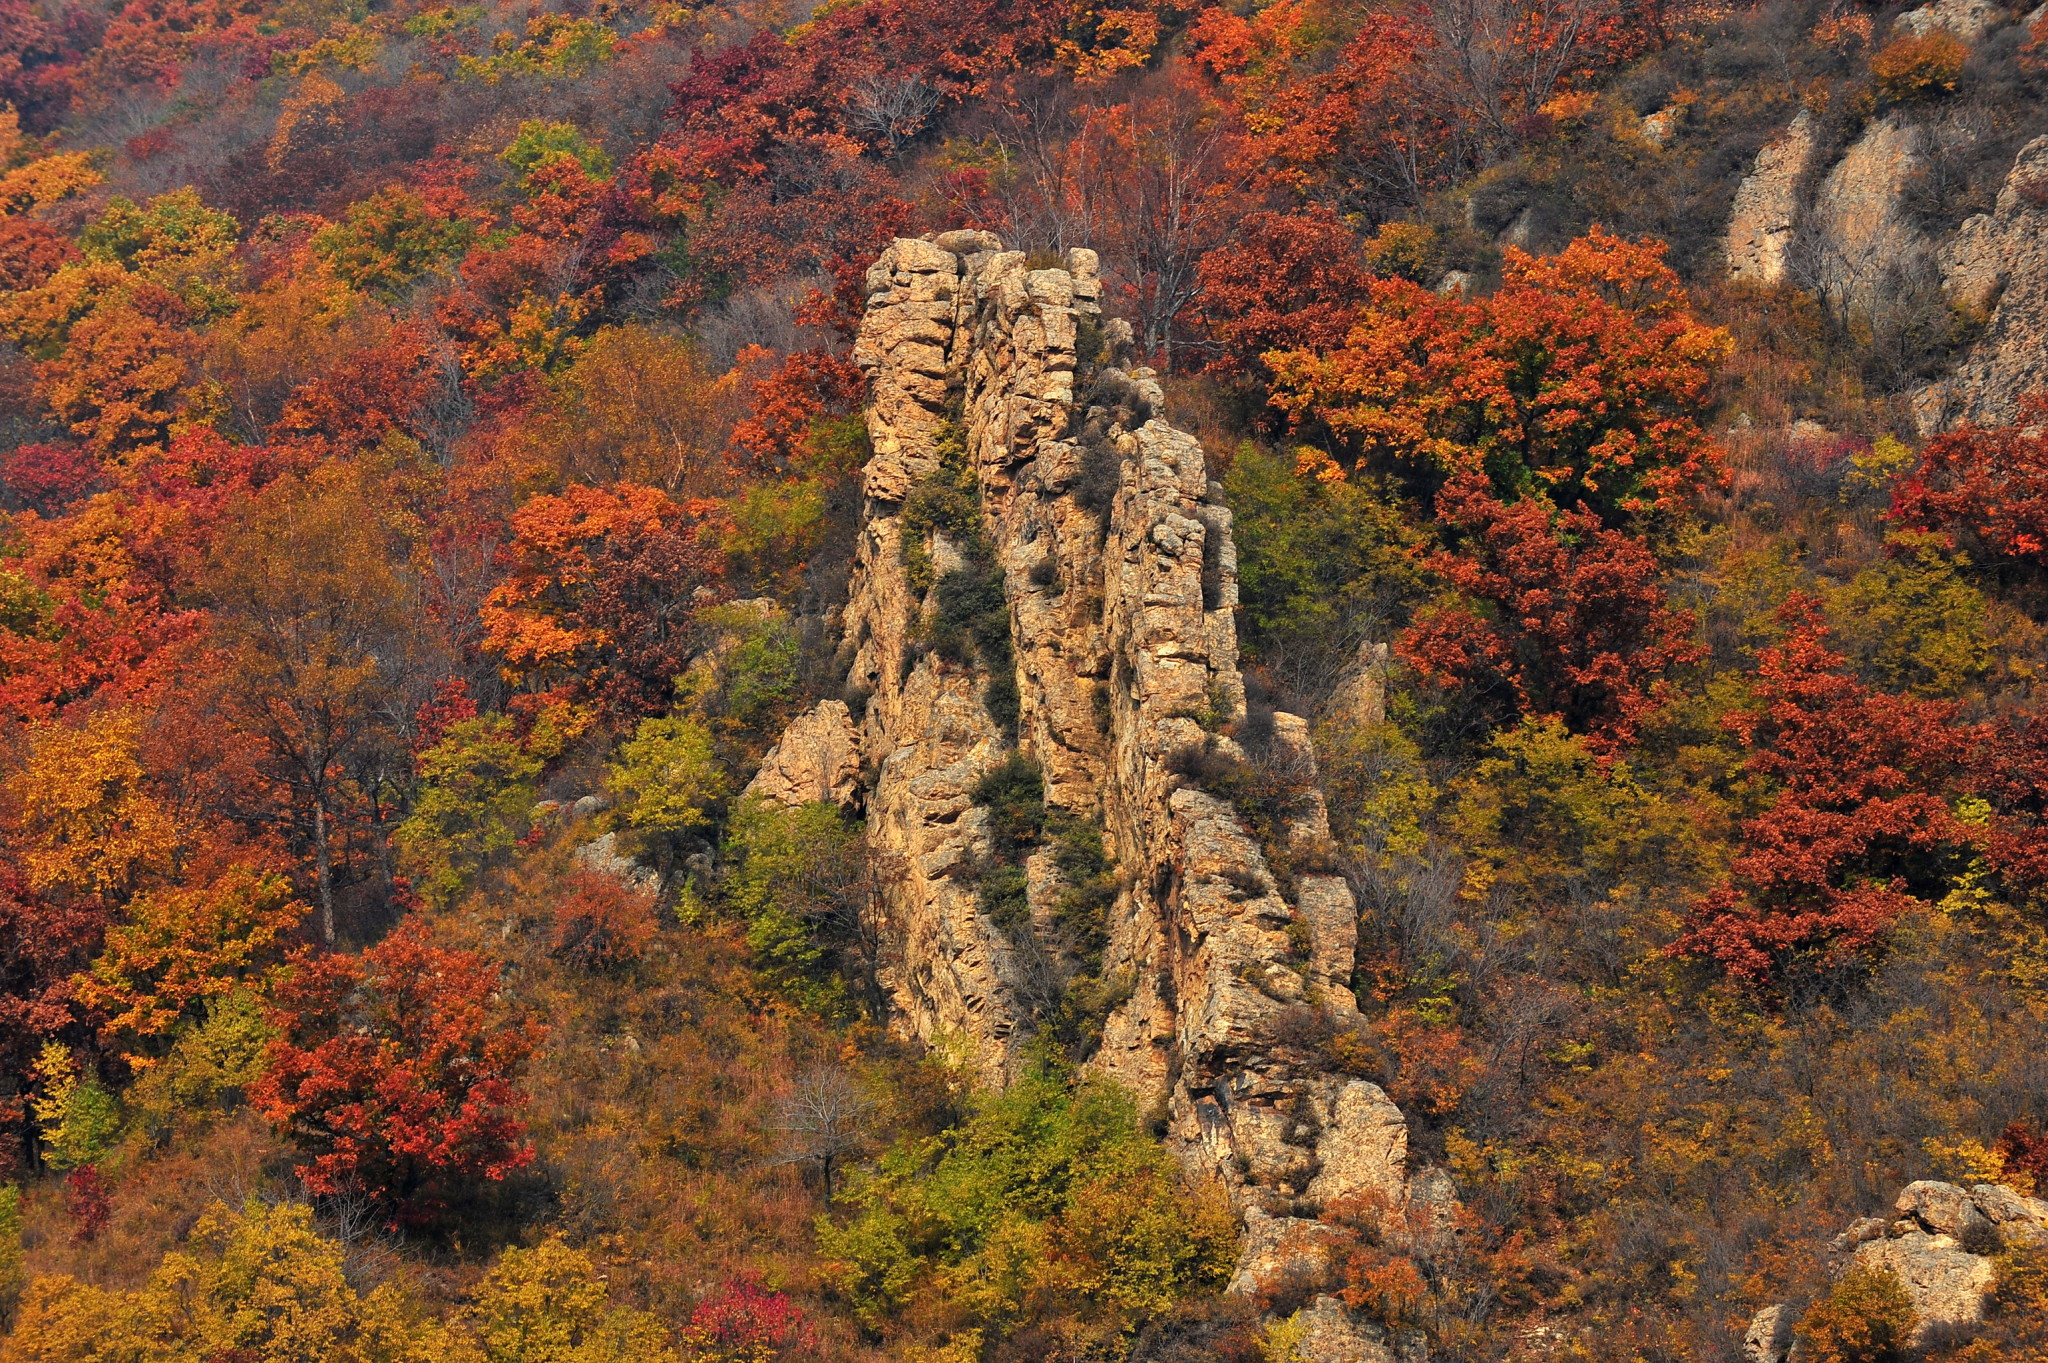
[750,231,1448,1353]
[1894,0,2005,41]
[1727,110,1818,285]
[1913,134,2048,431]
[1744,1178,2048,1360]
[1806,112,1931,314]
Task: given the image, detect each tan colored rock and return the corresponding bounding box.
[744,700,863,810]
[1808,113,1928,314]
[573,832,659,893]
[1727,110,1818,284]
[1897,1179,1993,1238]
[1852,1229,1996,1342]
[1295,1295,1400,1363]
[1743,1304,1792,1363]
[1328,641,1390,728]
[1895,0,2005,41]
[1306,1081,1409,1206]
[771,232,1402,1274]
[1225,1209,1350,1297]
[1972,1182,2048,1245]
[1641,105,1680,149]
[1914,135,2048,432]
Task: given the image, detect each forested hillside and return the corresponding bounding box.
[2,0,2048,1358]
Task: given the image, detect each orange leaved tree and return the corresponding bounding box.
[481,481,724,717]
[1270,230,1729,747]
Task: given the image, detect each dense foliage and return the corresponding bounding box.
[1,0,2047,1357]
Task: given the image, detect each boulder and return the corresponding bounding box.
[1295,1295,1399,1363]
[1726,110,1818,284]
[1307,1081,1411,1207]
[1852,1229,1997,1342]
[1913,134,2048,431]
[1743,1303,1792,1363]
[745,701,864,811]
[573,831,659,893]
[1225,1209,1351,1297]
[1896,1180,1993,1239]
[1807,112,1929,314]
[1894,0,2005,41]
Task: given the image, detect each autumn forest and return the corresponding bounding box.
[1,0,2047,1357]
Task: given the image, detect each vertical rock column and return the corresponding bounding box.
[754,237,1391,1238]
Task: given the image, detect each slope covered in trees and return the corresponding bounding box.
[2,0,2048,1357]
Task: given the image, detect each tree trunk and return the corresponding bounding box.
[314,797,335,944]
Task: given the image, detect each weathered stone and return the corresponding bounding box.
[744,700,863,810]
[1914,135,2048,431]
[933,228,1004,255]
[1295,1295,1398,1363]
[1307,1081,1409,1206]
[1743,1304,1792,1363]
[1225,1209,1350,1297]
[1830,1215,1890,1253]
[1727,110,1818,284]
[1895,0,2005,41]
[1641,104,1680,148]
[573,832,659,893]
[1972,1183,2048,1245]
[1897,1179,1994,1239]
[1808,113,1929,313]
[1852,1229,1996,1342]
[761,232,1445,1318]
[1328,640,1390,728]
[1972,1182,2048,1225]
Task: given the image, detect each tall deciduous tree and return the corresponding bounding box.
[480,481,723,718]
[205,458,430,941]
[1672,596,1980,993]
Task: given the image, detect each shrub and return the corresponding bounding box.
[61,1165,110,1242]
[679,1277,817,1362]
[817,1069,1236,1341]
[1872,34,1967,102]
[550,870,659,971]
[0,1200,450,1360]
[254,918,541,1226]
[721,798,875,1014]
[609,713,728,840]
[0,1185,18,1314]
[1796,1263,1915,1363]
[29,1043,119,1172]
[469,1237,675,1363]
[397,715,543,907]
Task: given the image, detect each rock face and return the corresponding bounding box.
[742,700,863,809]
[1913,134,2048,431]
[751,232,1447,1352]
[1894,0,2005,41]
[1745,1178,2048,1358]
[1806,112,1931,314]
[1726,110,1818,284]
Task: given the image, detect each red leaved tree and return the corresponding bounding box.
[480,482,724,718]
[1194,206,1373,380]
[253,918,541,1226]
[1398,471,1700,750]
[1273,231,1728,746]
[1672,596,1980,993]
[1890,394,2048,591]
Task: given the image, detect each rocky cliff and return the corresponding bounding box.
[748,232,1451,1352]
[1719,0,2048,431]
[1744,1178,2048,1360]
